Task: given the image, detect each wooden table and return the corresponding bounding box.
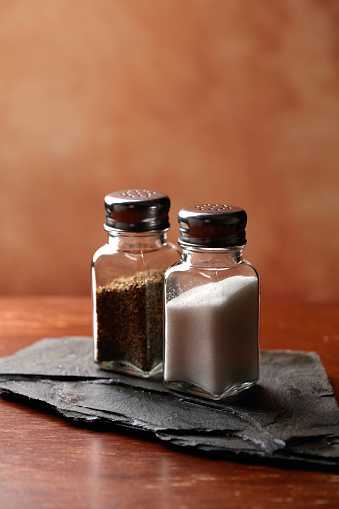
[0,297,338,509]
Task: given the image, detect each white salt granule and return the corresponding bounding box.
[164,275,259,396]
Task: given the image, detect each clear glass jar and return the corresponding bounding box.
[92,190,180,378]
[164,204,260,399]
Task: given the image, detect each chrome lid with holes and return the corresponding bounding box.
[178,204,247,247]
[104,189,171,232]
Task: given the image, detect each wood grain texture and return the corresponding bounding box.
[0,297,338,508]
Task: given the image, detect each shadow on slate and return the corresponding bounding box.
[0,336,338,470]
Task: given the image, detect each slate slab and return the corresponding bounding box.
[0,336,338,470]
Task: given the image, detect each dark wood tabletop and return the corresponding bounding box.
[0,296,338,509]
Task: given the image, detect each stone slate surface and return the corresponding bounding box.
[0,336,338,470]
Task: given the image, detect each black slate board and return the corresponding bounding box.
[0,336,338,470]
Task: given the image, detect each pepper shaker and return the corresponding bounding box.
[164,204,260,399]
[92,189,180,378]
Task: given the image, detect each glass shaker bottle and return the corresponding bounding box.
[164,204,260,399]
[92,189,180,378]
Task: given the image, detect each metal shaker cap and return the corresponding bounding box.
[178,204,247,247]
[104,189,170,232]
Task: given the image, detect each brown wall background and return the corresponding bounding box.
[0,0,338,301]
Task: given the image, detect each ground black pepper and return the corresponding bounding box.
[96,269,164,372]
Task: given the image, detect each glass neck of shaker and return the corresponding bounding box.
[106,229,168,252]
[180,244,244,267]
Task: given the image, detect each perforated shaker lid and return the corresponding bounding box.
[104,189,170,232]
[178,204,247,247]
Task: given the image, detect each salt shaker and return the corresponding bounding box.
[92,189,180,378]
[164,204,260,399]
